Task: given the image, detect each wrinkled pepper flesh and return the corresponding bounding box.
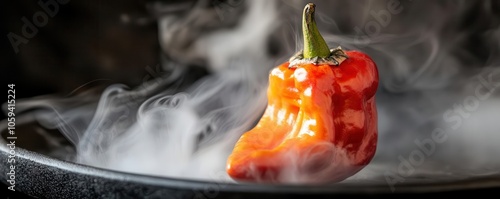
[226,3,379,183]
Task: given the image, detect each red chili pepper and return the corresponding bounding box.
[226,3,379,183]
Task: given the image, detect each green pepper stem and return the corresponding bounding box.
[302,3,330,59]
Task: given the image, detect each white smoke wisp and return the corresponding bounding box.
[73,0,278,180]
[76,69,267,180]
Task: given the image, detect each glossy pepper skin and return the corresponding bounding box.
[226,3,379,183]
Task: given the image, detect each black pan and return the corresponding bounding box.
[1,115,500,199]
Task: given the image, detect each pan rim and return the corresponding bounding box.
[1,115,500,195]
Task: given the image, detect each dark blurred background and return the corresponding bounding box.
[1,0,161,103]
[2,0,500,102]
